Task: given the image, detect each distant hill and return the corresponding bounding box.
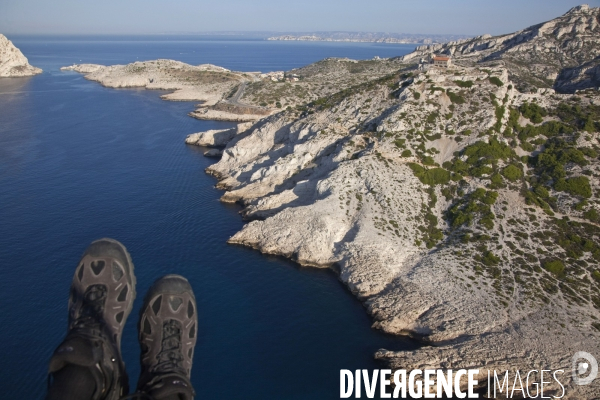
[267,32,471,44]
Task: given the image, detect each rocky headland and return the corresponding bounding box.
[60,60,272,121]
[200,5,600,397]
[62,57,403,123]
[0,34,42,77]
[64,5,600,396]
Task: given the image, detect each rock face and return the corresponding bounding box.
[555,58,600,92]
[204,60,600,396]
[401,5,600,93]
[0,34,42,77]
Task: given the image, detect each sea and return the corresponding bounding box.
[0,35,418,399]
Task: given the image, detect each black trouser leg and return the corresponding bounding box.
[46,364,97,400]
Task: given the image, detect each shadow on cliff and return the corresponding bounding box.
[241,138,349,220]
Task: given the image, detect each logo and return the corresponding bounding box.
[339,353,598,399]
[572,351,598,386]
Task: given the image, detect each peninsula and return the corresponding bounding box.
[63,5,600,396]
[0,34,42,77]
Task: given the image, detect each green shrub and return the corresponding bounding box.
[447,188,497,229]
[583,208,599,222]
[401,149,412,157]
[534,185,549,199]
[467,137,513,162]
[421,211,444,249]
[421,156,436,166]
[394,139,406,148]
[517,121,573,139]
[520,141,535,151]
[532,138,589,185]
[494,106,505,132]
[543,260,565,277]
[454,80,473,88]
[414,92,421,100]
[489,77,504,87]
[447,91,466,104]
[490,173,504,188]
[554,176,592,198]
[520,102,546,124]
[408,163,450,185]
[584,116,595,133]
[580,147,598,158]
[481,251,501,266]
[501,164,523,182]
[471,166,494,177]
[426,112,439,124]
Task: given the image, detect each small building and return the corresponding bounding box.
[432,55,451,68]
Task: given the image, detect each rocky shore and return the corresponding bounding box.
[0,34,42,77]
[63,5,600,396]
[193,6,600,397]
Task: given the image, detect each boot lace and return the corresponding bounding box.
[153,319,185,374]
[72,284,107,332]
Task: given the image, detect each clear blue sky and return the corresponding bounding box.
[1,0,598,36]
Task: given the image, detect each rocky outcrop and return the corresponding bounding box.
[555,58,600,92]
[0,34,42,77]
[185,128,237,147]
[203,149,223,158]
[185,122,253,147]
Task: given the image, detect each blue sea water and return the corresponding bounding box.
[0,36,418,399]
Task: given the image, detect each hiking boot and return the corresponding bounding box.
[137,275,197,400]
[48,238,136,400]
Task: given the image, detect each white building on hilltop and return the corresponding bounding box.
[432,55,451,68]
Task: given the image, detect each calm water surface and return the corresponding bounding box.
[0,37,418,399]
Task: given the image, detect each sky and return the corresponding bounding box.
[1,0,599,36]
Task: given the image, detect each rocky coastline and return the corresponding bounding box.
[62,5,600,396]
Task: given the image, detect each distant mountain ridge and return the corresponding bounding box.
[267,32,471,44]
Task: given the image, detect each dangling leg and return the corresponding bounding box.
[136,275,197,400]
[46,239,136,400]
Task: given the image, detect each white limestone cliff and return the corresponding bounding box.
[0,34,42,77]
